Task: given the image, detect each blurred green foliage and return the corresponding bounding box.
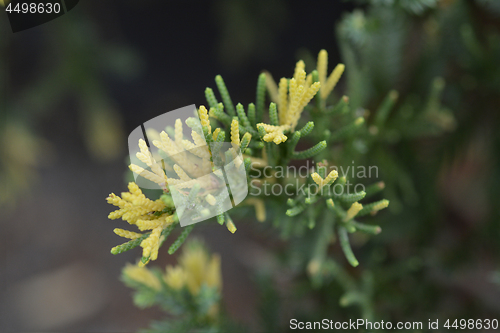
[0,12,140,206]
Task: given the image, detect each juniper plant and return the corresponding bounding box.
[107,49,391,330]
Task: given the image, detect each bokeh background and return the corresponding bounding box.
[1,0,499,331]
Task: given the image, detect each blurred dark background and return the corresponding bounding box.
[1,0,500,332]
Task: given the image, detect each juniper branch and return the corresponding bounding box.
[215,75,235,116]
[168,225,195,255]
[256,73,266,123]
[292,140,327,159]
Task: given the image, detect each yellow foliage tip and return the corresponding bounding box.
[130,138,168,188]
[317,49,328,88]
[198,105,211,134]
[324,170,339,185]
[212,128,221,141]
[321,63,345,99]
[258,123,289,145]
[241,132,252,149]
[345,202,363,221]
[129,164,167,188]
[123,263,161,291]
[316,49,345,100]
[174,119,184,146]
[278,78,288,123]
[106,183,166,223]
[166,241,222,297]
[114,228,143,239]
[231,119,240,146]
[372,199,389,212]
[140,227,162,262]
[205,194,216,206]
[164,265,186,290]
[128,181,142,194]
[311,173,324,187]
[311,169,338,187]
[294,60,306,85]
[226,220,237,233]
[291,82,321,130]
[136,216,170,231]
[106,193,124,207]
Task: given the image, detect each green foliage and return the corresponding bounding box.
[336,3,458,213]
[215,75,236,116]
[168,225,194,255]
[255,73,267,123]
[338,226,359,267]
[325,0,500,327]
[121,240,244,333]
[124,273,220,329]
[114,1,500,330]
[111,232,150,255]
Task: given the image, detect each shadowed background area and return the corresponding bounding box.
[1,0,500,331]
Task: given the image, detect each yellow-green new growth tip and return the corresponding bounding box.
[317,49,345,100]
[344,202,363,222]
[357,199,390,217]
[311,169,339,187]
